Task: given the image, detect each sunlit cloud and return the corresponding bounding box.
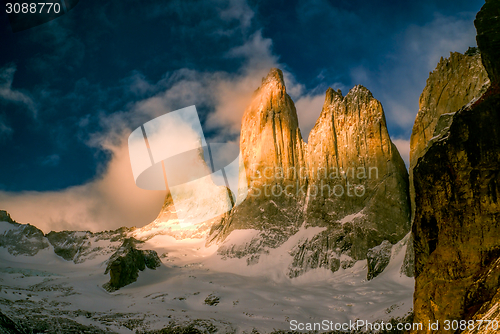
[393,138,411,167]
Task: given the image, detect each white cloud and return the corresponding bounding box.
[225,31,278,72]
[295,94,325,142]
[0,64,37,117]
[393,138,410,168]
[0,141,165,233]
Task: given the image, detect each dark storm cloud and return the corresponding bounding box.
[0,114,13,142]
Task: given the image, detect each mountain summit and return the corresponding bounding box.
[209,68,411,278]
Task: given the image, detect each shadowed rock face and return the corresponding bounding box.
[366,240,392,280]
[103,238,161,292]
[405,48,490,279]
[0,210,132,262]
[412,92,500,330]
[411,1,500,331]
[408,51,490,232]
[0,211,15,225]
[475,0,500,86]
[209,68,410,277]
[0,311,26,334]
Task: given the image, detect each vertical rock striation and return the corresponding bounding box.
[240,68,308,191]
[412,1,500,331]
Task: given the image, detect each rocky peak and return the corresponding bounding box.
[0,210,16,225]
[307,84,397,184]
[240,68,306,188]
[209,68,308,249]
[410,51,489,172]
[260,67,286,90]
[408,49,490,240]
[46,227,133,263]
[324,87,343,104]
[295,84,410,274]
[0,211,48,256]
[210,71,410,278]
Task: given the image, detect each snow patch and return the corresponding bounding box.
[0,220,18,235]
[339,211,365,224]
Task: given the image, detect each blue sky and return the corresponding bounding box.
[0,0,486,231]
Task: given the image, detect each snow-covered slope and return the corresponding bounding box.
[0,213,413,333]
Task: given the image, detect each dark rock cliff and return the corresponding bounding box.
[103,238,162,292]
[411,1,500,332]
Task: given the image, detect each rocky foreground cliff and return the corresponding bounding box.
[411,0,500,332]
[404,48,490,278]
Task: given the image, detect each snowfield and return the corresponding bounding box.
[0,219,414,333]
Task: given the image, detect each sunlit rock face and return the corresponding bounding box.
[411,1,500,331]
[239,68,308,190]
[409,51,490,172]
[208,68,410,277]
[208,68,308,256]
[290,85,410,277]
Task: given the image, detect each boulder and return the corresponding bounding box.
[103,238,161,292]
